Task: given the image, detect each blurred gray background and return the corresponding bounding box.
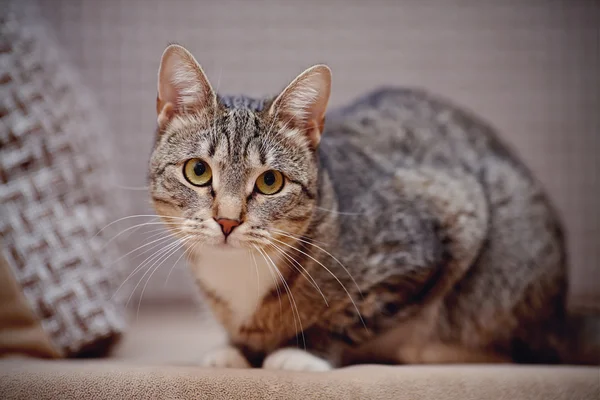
[39,0,599,309]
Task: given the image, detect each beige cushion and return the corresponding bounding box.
[0,249,60,359]
[2,307,598,399]
[0,361,598,400]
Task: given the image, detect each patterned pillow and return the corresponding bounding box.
[0,3,126,356]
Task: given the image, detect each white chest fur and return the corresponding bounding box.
[189,247,277,329]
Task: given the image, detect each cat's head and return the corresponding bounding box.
[149,44,331,250]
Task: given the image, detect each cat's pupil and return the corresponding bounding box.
[193,161,206,176]
[264,171,275,186]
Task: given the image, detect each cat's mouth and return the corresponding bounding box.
[212,232,253,250]
[169,218,273,251]
[214,233,273,252]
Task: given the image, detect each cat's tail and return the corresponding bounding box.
[559,313,600,365]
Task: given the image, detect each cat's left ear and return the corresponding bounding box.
[156,44,216,128]
[269,65,331,148]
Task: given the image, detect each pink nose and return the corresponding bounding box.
[215,218,240,236]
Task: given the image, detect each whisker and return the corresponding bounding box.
[112,184,149,191]
[135,237,191,320]
[121,217,160,240]
[269,236,367,332]
[213,67,223,141]
[314,206,363,216]
[249,250,261,301]
[121,216,187,240]
[140,226,179,240]
[141,226,171,235]
[128,238,187,313]
[112,236,180,301]
[109,229,185,267]
[253,245,283,317]
[95,214,186,237]
[164,237,200,287]
[257,246,306,350]
[102,221,185,249]
[266,240,328,306]
[268,227,330,246]
[271,230,364,299]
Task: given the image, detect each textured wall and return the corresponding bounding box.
[40,0,599,308]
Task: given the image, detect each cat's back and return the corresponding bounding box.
[323,87,531,180]
[322,88,568,361]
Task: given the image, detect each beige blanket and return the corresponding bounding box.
[0,360,600,400]
[2,298,598,399]
[1,360,598,400]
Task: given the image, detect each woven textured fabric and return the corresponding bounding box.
[0,3,126,356]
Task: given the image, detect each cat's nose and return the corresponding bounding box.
[215,218,241,236]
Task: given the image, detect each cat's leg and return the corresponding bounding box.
[200,344,251,368]
[262,348,333,371]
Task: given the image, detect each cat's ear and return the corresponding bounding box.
[269,65,331,148]
[156,44,216,127]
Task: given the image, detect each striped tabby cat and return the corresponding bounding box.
[149,44,595,371]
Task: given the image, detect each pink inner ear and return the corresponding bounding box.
[158,51,183,107]
[271,66,331,126]
[157,101,175,128]
[157,45,216,118]
[269,66,331,148]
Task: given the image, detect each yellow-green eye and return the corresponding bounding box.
[255,170,284,195]
[183,158,212,186]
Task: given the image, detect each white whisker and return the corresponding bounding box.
[140,226,178,241]
[253,244,283,317]
[314,206,363,216]
[249,250,261,301]
[95,214,186,237]
[257,246,306,350]
[267,240,328,306]
[269,236,367,332]
[112,184,149,191]
[136,237,192,318]
[271,230,364,299]
[164,237,199,287]
[112,236,180,301]
[269,227,330,246]
[129,238,188,317]
[109,229,184,267]
[102,221,186,249]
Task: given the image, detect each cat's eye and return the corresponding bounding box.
[183,158,212,187]
[255,170,284,195]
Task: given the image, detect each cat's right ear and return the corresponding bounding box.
[157,44,216,128]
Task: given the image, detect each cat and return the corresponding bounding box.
[149,44,598,371]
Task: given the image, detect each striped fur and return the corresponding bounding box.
[148,45,595,370]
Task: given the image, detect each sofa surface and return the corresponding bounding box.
[2,308,598,400]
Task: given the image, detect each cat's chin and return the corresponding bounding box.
[210,242,269,255]
[198,235,240,249]
[211,239,250,251]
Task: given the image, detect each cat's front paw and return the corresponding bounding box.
[200,345,251,369]
[262,348,333,372]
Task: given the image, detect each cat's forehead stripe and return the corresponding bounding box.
[218,94,268,112]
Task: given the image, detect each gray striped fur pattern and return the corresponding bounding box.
[148,45,598,370]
